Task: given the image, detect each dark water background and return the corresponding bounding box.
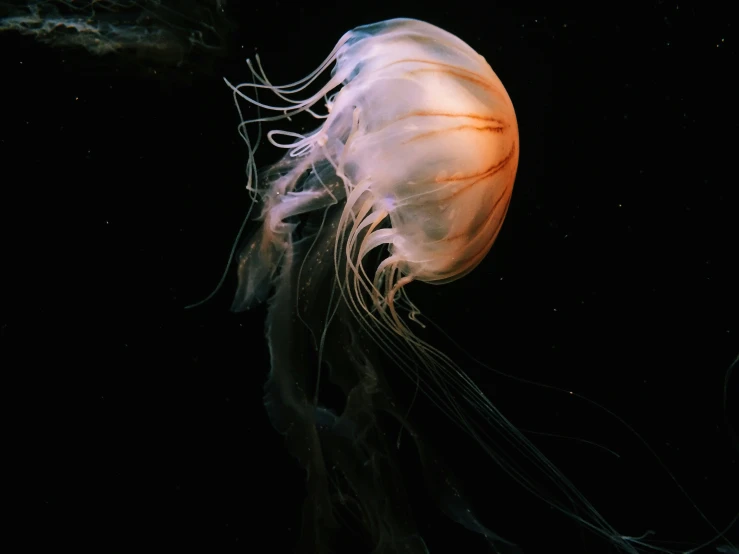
[2,1,736,552]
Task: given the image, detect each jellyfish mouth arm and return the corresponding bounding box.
[231,171,341,312]
[257,180,342,270]
[268,187,340,232]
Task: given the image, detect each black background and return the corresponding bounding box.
[2,1,737,553]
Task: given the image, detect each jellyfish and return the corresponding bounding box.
[202,18,678,554]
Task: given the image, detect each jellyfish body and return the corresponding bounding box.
[231,18,518,318]
[223,18,642,554]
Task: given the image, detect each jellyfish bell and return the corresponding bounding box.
[206,17,666,554]
[229,18,518,314]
